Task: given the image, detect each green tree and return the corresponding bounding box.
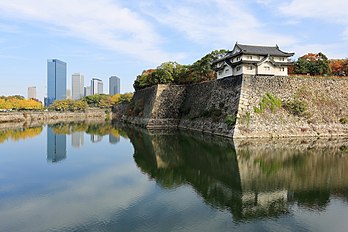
[294,52,331,75]
[82,94,111,107]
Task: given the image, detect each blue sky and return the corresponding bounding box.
[1,0,348,101]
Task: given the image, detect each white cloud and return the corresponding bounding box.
[140,0,296,49]
[280,0,348,41]
[280,0,348,22]
[0,0,179,64]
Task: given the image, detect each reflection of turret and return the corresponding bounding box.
[71,132,84,148]
[234,137,348,210]
[47,127,66,163]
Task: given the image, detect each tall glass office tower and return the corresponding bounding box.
[47,59,67,106]
[109,76,120,95]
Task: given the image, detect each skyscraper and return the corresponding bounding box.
[91,78,103,95]
[47,59,67,106]
[66,89,72,100]
[72,73,84,100]
[84,86,91,96]
[28,86,36,99]
[109,76,120,95]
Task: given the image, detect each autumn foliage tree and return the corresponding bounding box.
[0,96,43,110]
[330,59,348,76]
[294,52,331,75]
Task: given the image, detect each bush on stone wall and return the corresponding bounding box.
[284,99,308,117]
[339,117,348,124]
[225,114,237,129]
[254,93,282,113]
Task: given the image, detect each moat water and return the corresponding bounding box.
[0,122,348,232]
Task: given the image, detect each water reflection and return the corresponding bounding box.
[0,126,43,143]
[71,132,84,148]
[109,134,120,144]
[47,126,66,163]
[127,127,348,222]
[90,134,103,143]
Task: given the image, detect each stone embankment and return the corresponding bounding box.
[0,108,110,130]
[119,75,348,138]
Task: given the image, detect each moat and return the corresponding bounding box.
[0,121,348,232]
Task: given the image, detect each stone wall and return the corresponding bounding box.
[122,75,348,138]
[234,75,348,137]
[126,84,186,128]
[0,108,109,128]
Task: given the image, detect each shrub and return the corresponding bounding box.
[254,92,282,113]
[339,117,348,124]
[225,114,237,128]
[284,99,308,117]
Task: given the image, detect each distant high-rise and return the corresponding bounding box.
[47,59,67,106]
[72,73,84,100]
[66,89,72,100]
[84,86,91,96]
[28,86,36,99]
[91,78,103,95]
[109,76,120,95]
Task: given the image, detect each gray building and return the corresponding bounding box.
[47,59,67,106]
[72,73,84,100]
[109,76,120,95]
[84,86,91,96]
[28,86,36,99]
[91,78,103,95]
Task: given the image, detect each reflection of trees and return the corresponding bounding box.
[127,128,246,220]
[49,122,127,139]
[0,126,43,143]
[127,127,348,221]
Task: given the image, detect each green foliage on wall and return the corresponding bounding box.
[225,114,237,129]
[339,117,348,124]
[284,99,308,117]
[254,92,282,113]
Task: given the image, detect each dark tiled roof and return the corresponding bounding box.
[236,43,294,57]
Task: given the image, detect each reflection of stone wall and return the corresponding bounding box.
[235,137,348,192]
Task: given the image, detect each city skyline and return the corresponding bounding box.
[1,1,348,100]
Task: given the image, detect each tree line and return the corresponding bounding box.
[0,93,133,112]
[133,50,228,90]
[0,95,43,110]
[292,52,348,76]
